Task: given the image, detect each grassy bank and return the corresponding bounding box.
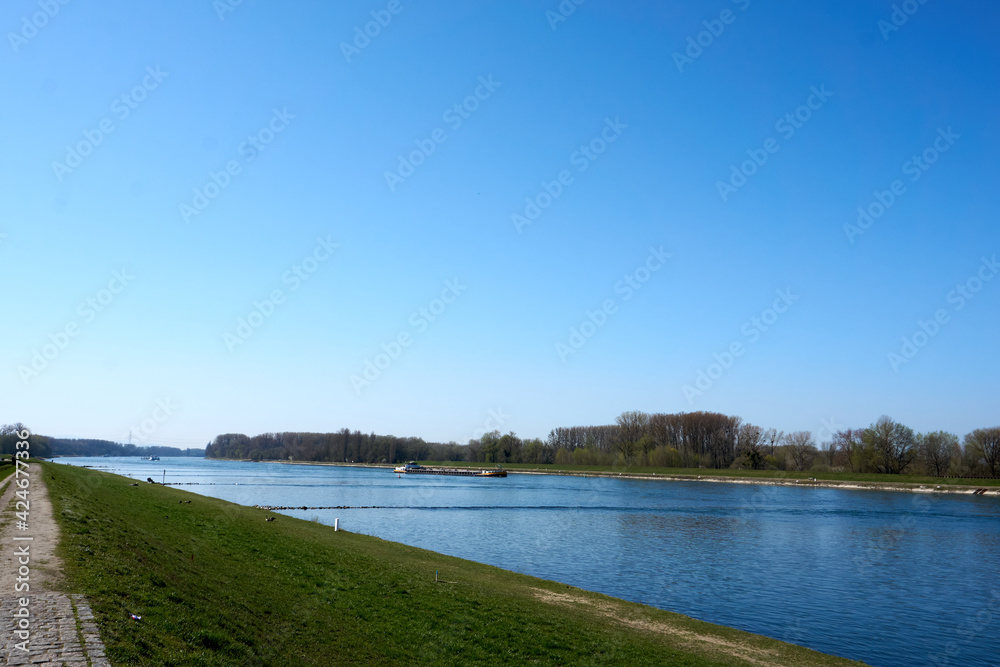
[44,461,864,666]
[410,462,1000,488]
[0,462,13,507]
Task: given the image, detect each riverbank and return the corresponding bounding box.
[269,459,1000,496]
[45,461,864,665]
[509,468,1000,496]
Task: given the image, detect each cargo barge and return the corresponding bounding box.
[393,462,507,478]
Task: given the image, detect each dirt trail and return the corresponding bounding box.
[0,463,109,666]
[531,587,780,666]
[0,467,64,593]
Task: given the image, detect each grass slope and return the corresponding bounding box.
[44,462,864,666]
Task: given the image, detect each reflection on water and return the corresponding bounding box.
[58,457,1000,667]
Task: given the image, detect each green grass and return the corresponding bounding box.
[0,463,13,533]
[414,462,1000,487]
[44,461,865,666]
[0,461,14,500]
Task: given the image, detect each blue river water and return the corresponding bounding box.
[56,457,1000,667]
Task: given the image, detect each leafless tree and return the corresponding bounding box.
[0,423,27,436]
[863,416,916,474]
[918,431,958,477]
[832,428,866,472]
[786,431,816,471]
[763,428,785,456]
[649,413,681,450]
[615,411,649,462]
[965,427,1000,478]
[546,424,620,452]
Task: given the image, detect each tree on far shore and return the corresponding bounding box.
[918,431,958,477]
[786,431,816,472]
[863,416,916,474]
[965,427,1000,478]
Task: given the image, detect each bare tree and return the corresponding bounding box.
[919,431,958,477]
[0,423,27,436]
[649,413,681,450]
[863,416,916,474]
[763,428,785,456]
[786,431,816,472]
[823,439,838,468]
[965,427,1000,478]
[832,428,866,472]
[615,411,649,464]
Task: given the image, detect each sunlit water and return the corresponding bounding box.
[56,457,1000,667]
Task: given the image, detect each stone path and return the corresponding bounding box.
[0,464,110,666]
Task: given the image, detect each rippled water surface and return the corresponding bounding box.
[57,457,1000,667]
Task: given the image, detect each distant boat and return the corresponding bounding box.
[142,455,160,461]
[393,461,506,478]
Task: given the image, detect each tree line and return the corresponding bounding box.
[46,438,206,458]
[202,412,999,478]
[469,411,1000,478]
[204,430,466,463]
[0,424,204,459]
[0,423,51,458]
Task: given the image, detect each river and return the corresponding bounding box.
[56,457,1000,667]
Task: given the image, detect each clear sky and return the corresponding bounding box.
[2,0,997,448]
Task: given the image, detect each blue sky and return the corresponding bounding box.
[2,0,997,447]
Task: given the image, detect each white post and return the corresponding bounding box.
[162,469,165,484]
[334,518,339,532]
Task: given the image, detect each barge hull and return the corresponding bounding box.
[398,469,506,477]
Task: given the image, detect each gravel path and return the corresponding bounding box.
[0,464,110,666]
